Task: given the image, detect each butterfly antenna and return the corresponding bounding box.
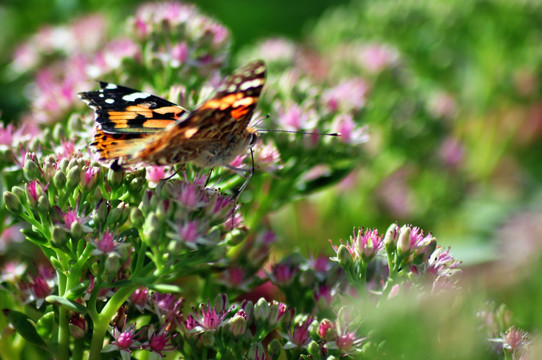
[258,129,341,137]
[253,113,271,127]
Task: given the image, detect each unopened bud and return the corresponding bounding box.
[229,312,247,336]
[130,177,145,193]
[318,319,337,341]
[23,157,41,180]
[94,201,109,225]
[107,168,123,189]
[37,195,49,213]
[67,166,81,189]
[397,225,411,255]
[70,221,83,239]
[201,332,215,347]
[108,207,122,225]
[384,223,399,251]
[213,293,228,313]
[11,186,26,201]
[58,158,70,172]
[130,207,144,227]
[53,171,67,189]
[143,213,161,243]
[337,245,353,269]
[105,253,121,273]
[52,226,69,247]
[267,339,282,360]
[247,343,266,360]
[52,123,65,142]
[307,340,321,358]
[4,191,22,214]
[254,298,269,322]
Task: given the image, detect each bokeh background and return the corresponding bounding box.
[2,0,542,336]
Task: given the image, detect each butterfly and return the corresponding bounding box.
[78,61,266,182]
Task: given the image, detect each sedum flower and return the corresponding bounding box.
[142,325,177,357]
[183,302,231,334]
[129,286,149,313]
[103,322,141,360]
[283,316,313,349]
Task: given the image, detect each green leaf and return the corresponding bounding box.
[65,280,91,300]
[45,296,87,314]
[150,284,183,293]
[36,312,55,340]
[2,309,47,348]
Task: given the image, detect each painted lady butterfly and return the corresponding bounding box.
[78,61,266,177]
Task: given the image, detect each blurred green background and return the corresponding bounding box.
[2,0,542,270]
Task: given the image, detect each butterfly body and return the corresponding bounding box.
[78,60,266,170]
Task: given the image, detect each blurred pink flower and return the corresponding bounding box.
[358,43,399,73]
[87,38,140,78]
[333,113,369,144]
[254,38,296,62]
[438,137,464,168]
[428,92,457,118]
[277,103,317,131]
[322,79,369,113]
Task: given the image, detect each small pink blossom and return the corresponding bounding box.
[229,154,247,168]
[146,166,170,186]
[285,317,312,348]
[104,322,140,356]
[178,221,199,244]
[95,231,117,254]
[63,210,79,228]
[130,287,148,312]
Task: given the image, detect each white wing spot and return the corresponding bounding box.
[105,98,115,104]
[105,83,118,90]
[239,78,263,91]
[122,92,151,102]
[99,93,104,98]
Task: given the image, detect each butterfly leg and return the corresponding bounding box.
[225,148,255,231]
[205,168,214,188]
[161,163,186,181]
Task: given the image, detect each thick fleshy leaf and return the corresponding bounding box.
[2,309,47,348]
[45,296,87,314]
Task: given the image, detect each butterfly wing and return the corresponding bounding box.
[134,60,266,166]
[79,82,187,161]
[78,82,187,134]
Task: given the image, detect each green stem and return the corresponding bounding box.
[88,285,140,360]
[57,306,69,360]
[72,338,84,360]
